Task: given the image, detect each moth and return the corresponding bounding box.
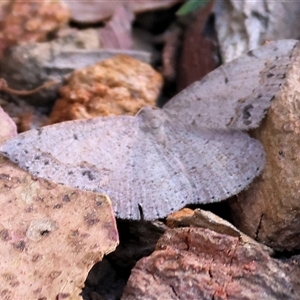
[1,40,299,220]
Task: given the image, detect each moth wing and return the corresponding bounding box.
[163,40,299,130]
[0,114,193,219]
[164,120,265,203]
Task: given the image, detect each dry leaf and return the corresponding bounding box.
[63,0,182,23]
[177,0,219,90]
[99,5,134,49]
[214,0,300,62]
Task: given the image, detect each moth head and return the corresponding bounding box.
[137,106,167,131]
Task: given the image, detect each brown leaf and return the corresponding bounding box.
[63,0,182,23]
[0,158,118,300]
[99,5,134,49]
[177,1,219,90]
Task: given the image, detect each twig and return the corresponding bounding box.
[0,78,58,96]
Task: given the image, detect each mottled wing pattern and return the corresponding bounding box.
[163,119,265,203]
[1,40,297,220]
[0,114,193,219]
[163,40,299,130]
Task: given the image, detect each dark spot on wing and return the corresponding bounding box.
[247,50,254,57]
[24,150,28,154]
[224,77,229,84]
[36,128,43,136]
[243,104,254,120]
[82,170,96,181]
[263,108,269,114]
[1,151,8,157]
[73,134,78,140]
[138,204,144,220]
[34,155,40,160]
[279,73,286,79]
[267,73,274,78]
[44,160,49,165]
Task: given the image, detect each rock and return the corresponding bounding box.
[83,220,166,300]
[0,105,17,143]
[122,227,300,299]
[166,208,273,255]
[0,31,153,108]
[0,157,118,300]
[228,39,300,251]
[0,0,70,57]
[48,54,163,123]
[0,29,101,106]
[0,96,47,132]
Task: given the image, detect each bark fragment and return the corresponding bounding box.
[122,227,300,299]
